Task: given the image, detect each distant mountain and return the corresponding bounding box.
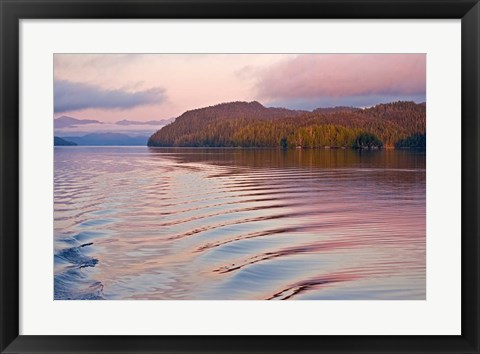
[148,100,426,149]
[62,133,148,146]
[54,116,102,129]
[116,118,175,126]
[54,136,77,146]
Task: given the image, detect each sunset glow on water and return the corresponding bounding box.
[54,147,425,300]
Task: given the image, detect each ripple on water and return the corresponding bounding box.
[54,147,426,300]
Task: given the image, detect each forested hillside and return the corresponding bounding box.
[148,101,426,149]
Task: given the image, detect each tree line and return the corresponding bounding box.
[148,101,426,149]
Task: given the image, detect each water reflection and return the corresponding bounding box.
[54,147,425,300]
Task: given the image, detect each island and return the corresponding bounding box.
[147,101,426,149]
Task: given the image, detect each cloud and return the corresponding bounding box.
[267,93,426,111]
[235,65,256,80]
[255,54,426,102]
[54,80,166,113]
[54,121,160,136]
[54,54,146,73]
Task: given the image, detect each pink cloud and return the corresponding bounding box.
[256,54,426,100]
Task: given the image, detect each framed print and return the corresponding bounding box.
[1,0,479,353]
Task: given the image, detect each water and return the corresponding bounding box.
[54,147,425,300]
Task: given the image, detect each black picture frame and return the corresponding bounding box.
[1,0,478,353]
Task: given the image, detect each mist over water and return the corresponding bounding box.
[54,147,425,300]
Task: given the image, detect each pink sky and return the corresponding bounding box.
[54,54,426,124]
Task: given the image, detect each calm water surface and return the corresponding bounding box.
[54,147,425,300]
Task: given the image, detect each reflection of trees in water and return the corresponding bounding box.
[148,147,425,168]
[147,148,426,189]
